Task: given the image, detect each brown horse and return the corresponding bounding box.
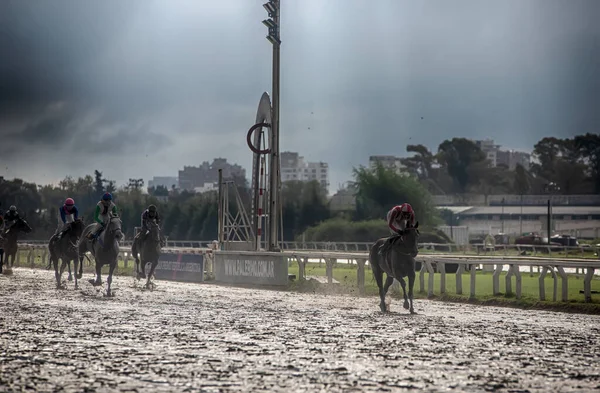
[0,217,33,273]
[49,218,86,289]
[369,222,420,313]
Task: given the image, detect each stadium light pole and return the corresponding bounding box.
[263,0,281,251]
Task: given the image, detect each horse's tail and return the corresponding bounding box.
[369,239,383,281]
[131,241,139,263]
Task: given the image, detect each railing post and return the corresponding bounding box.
[438,261,446,294]
[556,266,569,302]
[584,267,595,303]
[514,265,522,299]
[493,264,503,295]
[419,263,427,293]
[425,261,435,297]
[326,258,334,284]
[539,266,548,301]
[356,258,366,295]
[505,265,514,296]
[469,264,476,299]
[297,257,307,281]
[456,263,464,295]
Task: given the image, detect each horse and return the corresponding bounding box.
[78,215,123,296]
[0,217,33,273]
[48,218,85,289]
[369,222,420,314]
[131,219,163,289]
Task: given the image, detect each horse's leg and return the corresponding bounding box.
[0,249,3,274]
[407,271,416,314]
[67,259,73,281]
[59,259,68,284]
[73,258,79,290]
[94,261,102,286]
[372,262,387,313]
[398,277,409,310]
[382,275,394,311]
[106,261,117,297]
[145,260,158,289]
[52,255,62,288]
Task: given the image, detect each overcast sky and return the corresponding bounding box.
[1,0,598,192]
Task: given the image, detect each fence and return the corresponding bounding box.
[10,243,600,303]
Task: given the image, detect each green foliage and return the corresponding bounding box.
[299,218,451,244]
[352,163,440,226]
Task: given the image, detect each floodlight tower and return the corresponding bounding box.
[263,0,281,252]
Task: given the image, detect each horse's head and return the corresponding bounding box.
[147,219,161,242]
[107,215,123,241]
[399,221,420,257]
[68,218,85,239]
[15,217,32,234]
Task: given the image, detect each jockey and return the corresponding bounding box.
[4,205,20,231]
[141,204,161,232]
[89,193,118,239]
[55,198,79,241]
[138,204,165,245]
[379,203,416,257]
[386,203,416,235]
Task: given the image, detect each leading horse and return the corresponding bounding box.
[49,218,85,289]
[78,215,123,296]
[369,222,420,314]
[131,219,163,289]
[0,217,33,273]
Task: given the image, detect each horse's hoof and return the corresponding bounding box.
[403,303,410,310]
[379,304,387,313]
[67,275,73,282]
[77,274,82,279]
[88,279,102,287]
[410,309,416,315]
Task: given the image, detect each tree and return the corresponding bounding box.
[514,164,530,195]
[574,133,600,193]
[352,163,440,226]
[94,170,104,196]
[437,138,488,193]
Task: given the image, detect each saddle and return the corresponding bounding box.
[378,232,404,260]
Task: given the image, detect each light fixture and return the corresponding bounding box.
[266,35,280,45]
[263,2,276,15]
[262,19,277,29]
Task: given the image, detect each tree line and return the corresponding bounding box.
[400,133,599,196]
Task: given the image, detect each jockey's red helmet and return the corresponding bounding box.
[65,198,75,207]
[400,203,413,217]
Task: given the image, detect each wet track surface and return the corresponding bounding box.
[1,269,600,392]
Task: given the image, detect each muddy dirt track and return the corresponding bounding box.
[1,269,599,392]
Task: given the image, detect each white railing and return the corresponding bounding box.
[17,239,600,257]
[11,243,599,303]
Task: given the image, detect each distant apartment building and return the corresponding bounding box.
[475,139,531,170]
[280,151,329,191]
[178,158,246,191]
[148,176,178,190]
[368,155,408,175]
[329,184,357,212]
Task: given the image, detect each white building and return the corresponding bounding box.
[148,176,178,190]
[193,182,217,194]
[280,151,329,191]
[475,139,531,170]
[368,155,408,175]
[454,205,600,239]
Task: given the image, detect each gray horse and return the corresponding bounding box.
[49,218,85,289]
[0,217,33,273]
[369,222,420,314]
[131,219,163,289]
[78,215,123,296]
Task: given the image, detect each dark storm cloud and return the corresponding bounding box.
[0,0,599,189]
